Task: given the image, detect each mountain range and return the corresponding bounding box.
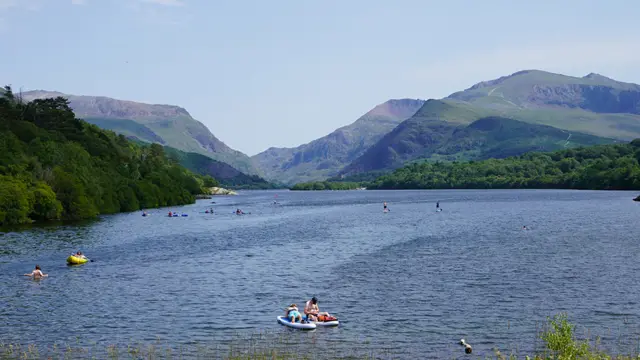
[257,70,640,184]
[14,69,640,186]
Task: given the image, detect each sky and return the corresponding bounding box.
[1,0,639,156]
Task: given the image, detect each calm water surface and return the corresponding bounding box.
[1,190,639,359]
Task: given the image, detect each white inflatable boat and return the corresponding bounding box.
[277,316,317,330]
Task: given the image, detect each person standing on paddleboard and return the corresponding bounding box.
[383,202,388,212]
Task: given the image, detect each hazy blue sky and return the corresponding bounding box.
[1,0,639,155]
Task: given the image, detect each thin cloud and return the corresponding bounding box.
[139,0,184,6]
[0,0,16,10]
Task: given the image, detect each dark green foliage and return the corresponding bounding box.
[290,181,363,191]
[163,146,279,189]
[368,140,640,190]
[0,86,212,225]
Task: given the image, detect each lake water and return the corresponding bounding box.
[1,190,639,359]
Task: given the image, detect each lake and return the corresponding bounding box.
[1,189,639,359]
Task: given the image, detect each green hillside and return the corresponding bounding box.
[0,86,214,225]
[341,116,615,175]
[443,70,640,139]
[368,140,640,190]
[163,147,278,189]
[20,91,260,176]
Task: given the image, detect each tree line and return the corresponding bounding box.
[290,181,363,191]
[367,140,640,190]
[0,86,215,225]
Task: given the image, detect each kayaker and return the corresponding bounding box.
[285,304,302,323]
[304,297,330,321]
[24,265,48,278]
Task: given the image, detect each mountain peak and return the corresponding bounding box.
[365,98,425,118]
[583,72,609,79]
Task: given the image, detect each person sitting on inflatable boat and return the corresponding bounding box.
[304,297,333,321]
[71,251,87,259]
[285,304,303,323]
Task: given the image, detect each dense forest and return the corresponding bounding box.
[0,86,215,225]
[367,140,640,190]
[290,181,363,191]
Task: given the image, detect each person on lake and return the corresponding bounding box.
[236,209,244,215]
[436,201,439,209]
[522,225,528,230]
[24,265,48,278]
[304,297,331,321]
[383,202,388,211]
[72,251,87,259]
[285,303,303,323]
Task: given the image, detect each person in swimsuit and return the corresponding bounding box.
[285,304,302,323]
[24,265,48,278]
[73,251,87,259]
[304,297,330,321]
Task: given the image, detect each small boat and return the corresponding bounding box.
[276,316,316,330]
[67,255,88,265]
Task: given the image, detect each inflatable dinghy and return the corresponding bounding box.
[277,316,316,330]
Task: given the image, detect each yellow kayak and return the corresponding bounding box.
[67,255,88,265]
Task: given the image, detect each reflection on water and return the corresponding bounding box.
[1,189,639,359]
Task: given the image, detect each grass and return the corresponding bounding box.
[0,330,387,360]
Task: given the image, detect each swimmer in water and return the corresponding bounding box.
[24,265,48,278]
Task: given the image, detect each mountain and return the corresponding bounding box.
[162,147,277,189]
[341,116,615,175]
[251,99,425,184]
[341,70,640,175]
[444,70,640,138]
[19,90,259,176]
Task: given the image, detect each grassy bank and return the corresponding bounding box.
[2,314,639,359]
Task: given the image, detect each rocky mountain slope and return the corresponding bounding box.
[341,70,640,176]
[251,99,424,184]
